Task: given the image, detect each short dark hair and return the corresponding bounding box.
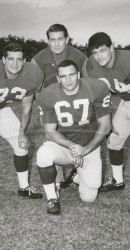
[3,42,24,58]
[46,24,69,39]
[57,60,78,72]
[88,32,112,53]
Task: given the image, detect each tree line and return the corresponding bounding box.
[0,35,129,61]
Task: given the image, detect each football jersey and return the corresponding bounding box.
[37,79,111,146]
[0,61,44,109]
[86,50,130,101]
[32,45,87,87]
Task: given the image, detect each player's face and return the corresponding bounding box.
[48,31,69,54]
[57,65,80,95]
[2,51,26,79]
[92,45,114,68]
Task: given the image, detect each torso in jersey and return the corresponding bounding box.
[37,79,111,146]
[86,50,130,101]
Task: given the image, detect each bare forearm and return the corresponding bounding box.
[83,123,111,155]
[46,131,75,149]
[19,110,32,135]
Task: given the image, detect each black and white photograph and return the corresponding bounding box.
[0,0,130,249]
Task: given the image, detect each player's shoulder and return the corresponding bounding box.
[33,47,50,60]
[37,83,60,106]
[86,54,96,65]
[22,62,44,79]
[116,50,130,62]
[39,82,59,96]
[81,77,109,97]
[67,45,86,57]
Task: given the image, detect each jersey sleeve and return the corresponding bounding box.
[25,67,44,97]
[94,84,112,118]
[36,89,57,124]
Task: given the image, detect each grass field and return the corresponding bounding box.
[0,95,130,250]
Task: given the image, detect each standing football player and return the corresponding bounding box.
[83,32,130,192]
[0,42,43,198]
[31,23,87,194]
[36,60,111,215]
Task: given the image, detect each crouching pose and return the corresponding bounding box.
[0,43,44,199]
[36,60,111,215]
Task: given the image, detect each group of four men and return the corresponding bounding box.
[1,24,130,215]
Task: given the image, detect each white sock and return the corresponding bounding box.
[17,170,29,189]
[55,182,60,190]
[111,164,123,183]
[43,183,57,200]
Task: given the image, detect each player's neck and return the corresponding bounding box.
[105,50,115,69]
[63,84,79,96]
[52,49,67,65]
[5,68,18,79]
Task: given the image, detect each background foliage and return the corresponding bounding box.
[0,35,129,61]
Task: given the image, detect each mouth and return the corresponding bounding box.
[66,84,73,88]
[98,59,105,63]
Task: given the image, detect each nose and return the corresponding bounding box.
[97,52,102,59]
[66,75,71,82]
[55,39,59,46]
[13,59,18,66]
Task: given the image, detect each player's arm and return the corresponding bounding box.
[31,58,38,66]
[44,123,83,168]
[70,84,112,157]
[45,123,75,149]
[114,79,130,93]
[70,113,111,157]
[82,59,90,79]
[18,94,34,149]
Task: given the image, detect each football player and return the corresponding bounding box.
[36,60,111,215]
[83,32,130,192]
[0,42,44,198]
[31,23,88,194]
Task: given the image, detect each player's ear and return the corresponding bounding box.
[110,43,114,52]
[57,75,60,83]
[23,58,26,64]
[78,71,80,80]
[2,56,5,64]
[65,36,69,44]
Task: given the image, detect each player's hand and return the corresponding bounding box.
[72,155,83,168]
[69,144,86,157]
[18,134,29,150]
[114,79,130,93]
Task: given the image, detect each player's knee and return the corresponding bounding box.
[107,134,124,150]
[36,143,56,167]
[80,188,98,203]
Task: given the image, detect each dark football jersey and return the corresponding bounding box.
[0,61,44,109]
[32,45,87,87]
[86,50,130,101]
[37,79,111,146]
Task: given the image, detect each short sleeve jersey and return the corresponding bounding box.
[37,79,111,146]
[0,61,44,109]
[32,45,87,87]
[86,50,130,101]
